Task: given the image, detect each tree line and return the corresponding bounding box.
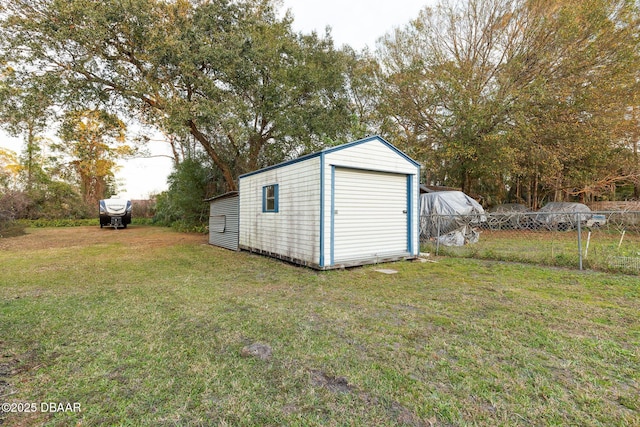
[1,0,638,226]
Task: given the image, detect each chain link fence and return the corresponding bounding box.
[420,211,640,274]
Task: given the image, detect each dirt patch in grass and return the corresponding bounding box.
[308,369,431,426]
[309,369,352,393]
[0,356,15,399]
[0,225,205,251]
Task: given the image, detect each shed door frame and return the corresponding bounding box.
[329,166,414,265]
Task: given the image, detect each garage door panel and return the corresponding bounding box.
[333,168,408,263]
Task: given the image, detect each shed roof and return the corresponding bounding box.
[204,191,239,202]
[238,135,419,179]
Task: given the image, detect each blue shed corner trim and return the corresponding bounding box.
[319,153,326,267]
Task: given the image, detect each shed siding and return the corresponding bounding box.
[209,194,239,251]
[239,157,321,266]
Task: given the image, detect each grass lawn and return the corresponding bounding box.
[1,226,639,426]
[426,228,640,274]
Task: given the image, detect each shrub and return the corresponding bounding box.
[153,158,211,231]
[0,190,30,223]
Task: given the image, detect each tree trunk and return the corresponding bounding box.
[634,138,639,199]
[25,124,35,192]
[532,173,539,210]
[247,134,266,173]
[188,120,237,192]
[460,168,469,194]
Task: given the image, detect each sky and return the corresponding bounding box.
[0,0,434,200]
[282,0,431,50]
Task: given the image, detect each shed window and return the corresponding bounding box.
[262,184,279,213]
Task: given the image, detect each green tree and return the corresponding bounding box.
[0,0,352,191]
[341,47,384,140]
[0,65,56,192]
[154,156,213,230]
[506,0,640,205]
[376,0,640,205]
[1,59,104,219]
[0,147,19,190]
[378,0,525,197]
[55,109,130,207]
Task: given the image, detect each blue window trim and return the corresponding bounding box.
[262,184,279,213]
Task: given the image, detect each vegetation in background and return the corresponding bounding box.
[0,0,639,225]
[54,109,133,207]
[153,157,213,232]
[0,0,353,193]
[374,0,640,206]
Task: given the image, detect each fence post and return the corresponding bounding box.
[577,213,583,270]
[436,214,441,256]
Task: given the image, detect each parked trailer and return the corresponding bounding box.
[99,196,132,229]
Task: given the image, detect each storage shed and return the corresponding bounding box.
[238,136,420,269]
[207,191,239,251]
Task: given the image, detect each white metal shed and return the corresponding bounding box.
[238,136,420,269]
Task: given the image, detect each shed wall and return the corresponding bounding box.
[239,157,321,266]
[209,194,239,251]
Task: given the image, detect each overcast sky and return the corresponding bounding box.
[1,0,434,199]
[282,0,432,50]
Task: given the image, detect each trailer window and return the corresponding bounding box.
[262,184,279,213]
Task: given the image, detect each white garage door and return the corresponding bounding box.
[333,168,408,263]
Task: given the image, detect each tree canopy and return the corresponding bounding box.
[55,109,131,206]
[375,0,640,205]
[1,0,639,217]
[0,0,353,191]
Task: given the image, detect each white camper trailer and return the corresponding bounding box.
[99,196,132,229]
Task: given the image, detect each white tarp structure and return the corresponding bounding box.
[419,191,485,246]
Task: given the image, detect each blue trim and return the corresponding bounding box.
[242,151,322,179]
[415,165,421,255]
[330,166,336,266]
[262,184,279,213]
[238,135,420,179]
[406,175,413,255]
[319,153,325,267]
